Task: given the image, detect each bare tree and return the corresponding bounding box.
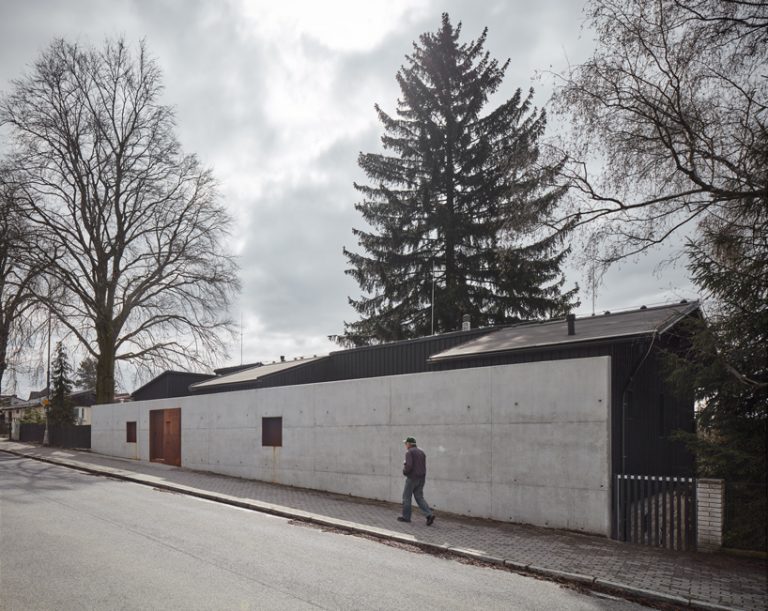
[0,39,240,403]
[0,168,45,395]
[550,0,767,268]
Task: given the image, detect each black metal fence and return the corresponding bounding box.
[19,423,46,442]
[18,423,91,449]
[615,474,696,551]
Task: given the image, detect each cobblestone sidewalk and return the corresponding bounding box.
[2,441,765,611]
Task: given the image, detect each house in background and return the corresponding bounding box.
[1,389,48,439]
[93,301,698,539]
[2,387,99,432]
[0,395,28,433]
[70,389,98,425]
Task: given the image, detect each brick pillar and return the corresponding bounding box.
[696,478,725,551]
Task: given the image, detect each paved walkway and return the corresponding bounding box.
[2,441,765,611]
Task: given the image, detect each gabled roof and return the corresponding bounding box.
[428,301,699,363]
[28,388,49,401]
[190,356,328,391]
[69,388,97,407]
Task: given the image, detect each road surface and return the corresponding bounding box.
[0,453,648,610]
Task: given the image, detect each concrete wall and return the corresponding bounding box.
[92,357,612,534]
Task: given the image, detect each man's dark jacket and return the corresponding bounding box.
[403,446,427,478]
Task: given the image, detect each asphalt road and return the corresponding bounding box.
[0,453,649,610]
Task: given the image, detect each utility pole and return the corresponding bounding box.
[431,260,436,335]
[42,307,51,446]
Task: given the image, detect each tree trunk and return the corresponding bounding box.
[0,329,7,396]
[95,327,116,404]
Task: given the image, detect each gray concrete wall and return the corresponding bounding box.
[92,357,612,534]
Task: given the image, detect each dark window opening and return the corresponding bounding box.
[126,421,137,443]
[262,417,282,447]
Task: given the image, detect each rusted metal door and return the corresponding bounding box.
[163,408,181,467]
[149,407,181,466]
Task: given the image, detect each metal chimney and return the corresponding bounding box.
[462,314,471,331]
[566,313,576,336]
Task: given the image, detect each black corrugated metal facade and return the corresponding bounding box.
[243,327,498,389]
[132,371,214,401]
[326,327,496,382]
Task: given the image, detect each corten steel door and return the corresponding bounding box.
[163,408,181,467]
[149,408,182,466]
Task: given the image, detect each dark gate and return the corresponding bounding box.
[615,474,696,551]
[163,408,181,467]
[149,408,181,467]
[49,425,91,449]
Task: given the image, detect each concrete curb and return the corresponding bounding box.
[1,448,743,611]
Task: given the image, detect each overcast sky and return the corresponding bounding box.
[0,0,696,394]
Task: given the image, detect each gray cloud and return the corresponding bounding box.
[0,0,699,394]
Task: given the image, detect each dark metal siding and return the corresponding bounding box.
[255,358,334,389]
[214,331,496,390]
[325,328,496,382]
[132,372,213,401]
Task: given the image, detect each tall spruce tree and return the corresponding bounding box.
[49,341,75,426]
[342,14,577,345]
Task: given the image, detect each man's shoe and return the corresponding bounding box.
[426,514,435,526]
[397,516,411,522]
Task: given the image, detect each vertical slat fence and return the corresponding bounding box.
[615,474,696,551]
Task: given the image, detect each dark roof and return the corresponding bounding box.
[429,301,699,363]
[131,370,214,400]
[69,389,97,406]
[190,356,328,391]
[327,325,499,357]
[214,361,264,376]
[28,388,49,401]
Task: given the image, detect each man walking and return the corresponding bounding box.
[398,437,435,525]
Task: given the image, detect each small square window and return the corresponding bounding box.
[262,417,282,447]
[126,421,137,443]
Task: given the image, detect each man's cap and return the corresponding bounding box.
[403,436,416,444]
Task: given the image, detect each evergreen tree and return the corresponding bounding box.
[342,14,577,345]
[664,204,767,549]
[49,341,75,425]
[74,356,98,390]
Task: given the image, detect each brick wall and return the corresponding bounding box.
[696,478,724,551]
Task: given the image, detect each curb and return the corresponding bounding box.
[1,448,747,611]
